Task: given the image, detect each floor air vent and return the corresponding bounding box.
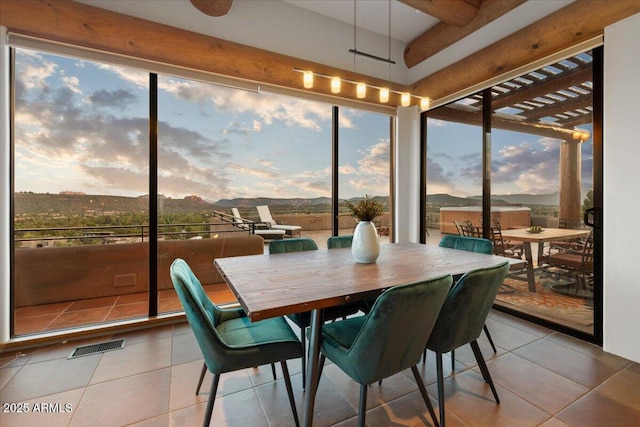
[68,339,125,359]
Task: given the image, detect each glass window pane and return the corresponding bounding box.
[338,109,391,241]
[13,49,149,335]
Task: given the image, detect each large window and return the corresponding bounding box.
[13,49,150,334]
[9,48,393,336]
[338,108,391,238]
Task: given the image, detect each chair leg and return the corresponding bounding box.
[358,383,368,427]
[281,360,300,427]
[271,363,277,381]
[196,362,207,395]
[436,352,446,427]
[451,349,455,371]
[422,346,427,364]
[483,324,497,353]
[470,340,500,404]
[203,373,220,427]
[411,365,439,427]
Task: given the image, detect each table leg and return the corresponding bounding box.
[303,308,324,427]
[523,242,537,292]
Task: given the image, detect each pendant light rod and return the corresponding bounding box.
[348,49,396,65]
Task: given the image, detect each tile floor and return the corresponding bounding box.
[2,310,639,427]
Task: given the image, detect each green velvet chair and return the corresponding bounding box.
[269,237,360,388]
[426,261,510,427]
[318,275,453,427]
[326,235,353,249]
[327,235,377,314]
[437,235,498,359]
[170,258,302,427]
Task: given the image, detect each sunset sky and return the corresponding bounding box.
[13,48,593,202]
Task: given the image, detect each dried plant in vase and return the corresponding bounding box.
[343,195,384,222]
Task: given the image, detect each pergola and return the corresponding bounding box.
[427,51,594,228]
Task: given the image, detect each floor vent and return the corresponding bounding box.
[68,339,125,359]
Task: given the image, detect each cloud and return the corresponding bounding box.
[88,89,137,109]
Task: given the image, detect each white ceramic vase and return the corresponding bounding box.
[352,221,380,264]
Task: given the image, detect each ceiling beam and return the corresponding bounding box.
[0,0,410,108]
[404,0,526,68]
[399,0,482,27]
[412,0,640,105]
[190,0,233,17]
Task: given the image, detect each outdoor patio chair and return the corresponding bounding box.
[541,229,594,297]
[256,205,302,236]
[170,258,302,427]
[316,275,452,427]
[269,237,360,388]
[230,207,285,240]
[426,262,510,427]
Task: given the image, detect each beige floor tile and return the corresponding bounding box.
[487,353,589,413]
[0,387,84,427]
[555,390,640,426]
[70,368,171,426]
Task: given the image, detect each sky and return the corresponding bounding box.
[13,48,593,203]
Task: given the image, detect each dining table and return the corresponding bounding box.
[500,227,592,292]
[214,241,524,427]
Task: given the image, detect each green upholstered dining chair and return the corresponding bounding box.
[317,275,453,427]
[269,236,319,253]
[170,258,302,427]
[327,235,376,314]
[437,235,497,358]
[326,235,353,249]
[269,237,360,388]
[426,261,510,427]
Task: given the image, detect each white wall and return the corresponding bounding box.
[394,106,421,243]
[603,13,640,363]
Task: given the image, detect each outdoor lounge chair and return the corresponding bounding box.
[230,207,285,240]
[256,205,302,236]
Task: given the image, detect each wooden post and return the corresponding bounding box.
[559,140,582,228]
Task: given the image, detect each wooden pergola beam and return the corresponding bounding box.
[413,0,640,105]
[403,0,526,68]
[427,106,574,141]
[491,63,592,109]
[399,0,482,27]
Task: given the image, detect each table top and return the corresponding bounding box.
[500,227,591,242]
[214,242,523,322]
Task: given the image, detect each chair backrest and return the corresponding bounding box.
[170,258,227,373]
[439,234,493,255]
[327,235,353,249]
[581,229,595,271]
[256,205,276,226]
[269,237,318,254]
[427,262,510,353]
[339,275,452,384]
[231,207,249,230]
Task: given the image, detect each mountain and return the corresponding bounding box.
[213,197,332,208]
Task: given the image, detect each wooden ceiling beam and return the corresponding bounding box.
[399,0,482,27]
[0,0,409,107]
[517,95,592,122]
[404,0,526,68]
[412,0,640,105]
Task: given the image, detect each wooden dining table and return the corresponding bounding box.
[500,227,591,292]
[214,242,523,427]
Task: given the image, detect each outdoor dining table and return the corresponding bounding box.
[500,227,592,292]
[214,241,523,427]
